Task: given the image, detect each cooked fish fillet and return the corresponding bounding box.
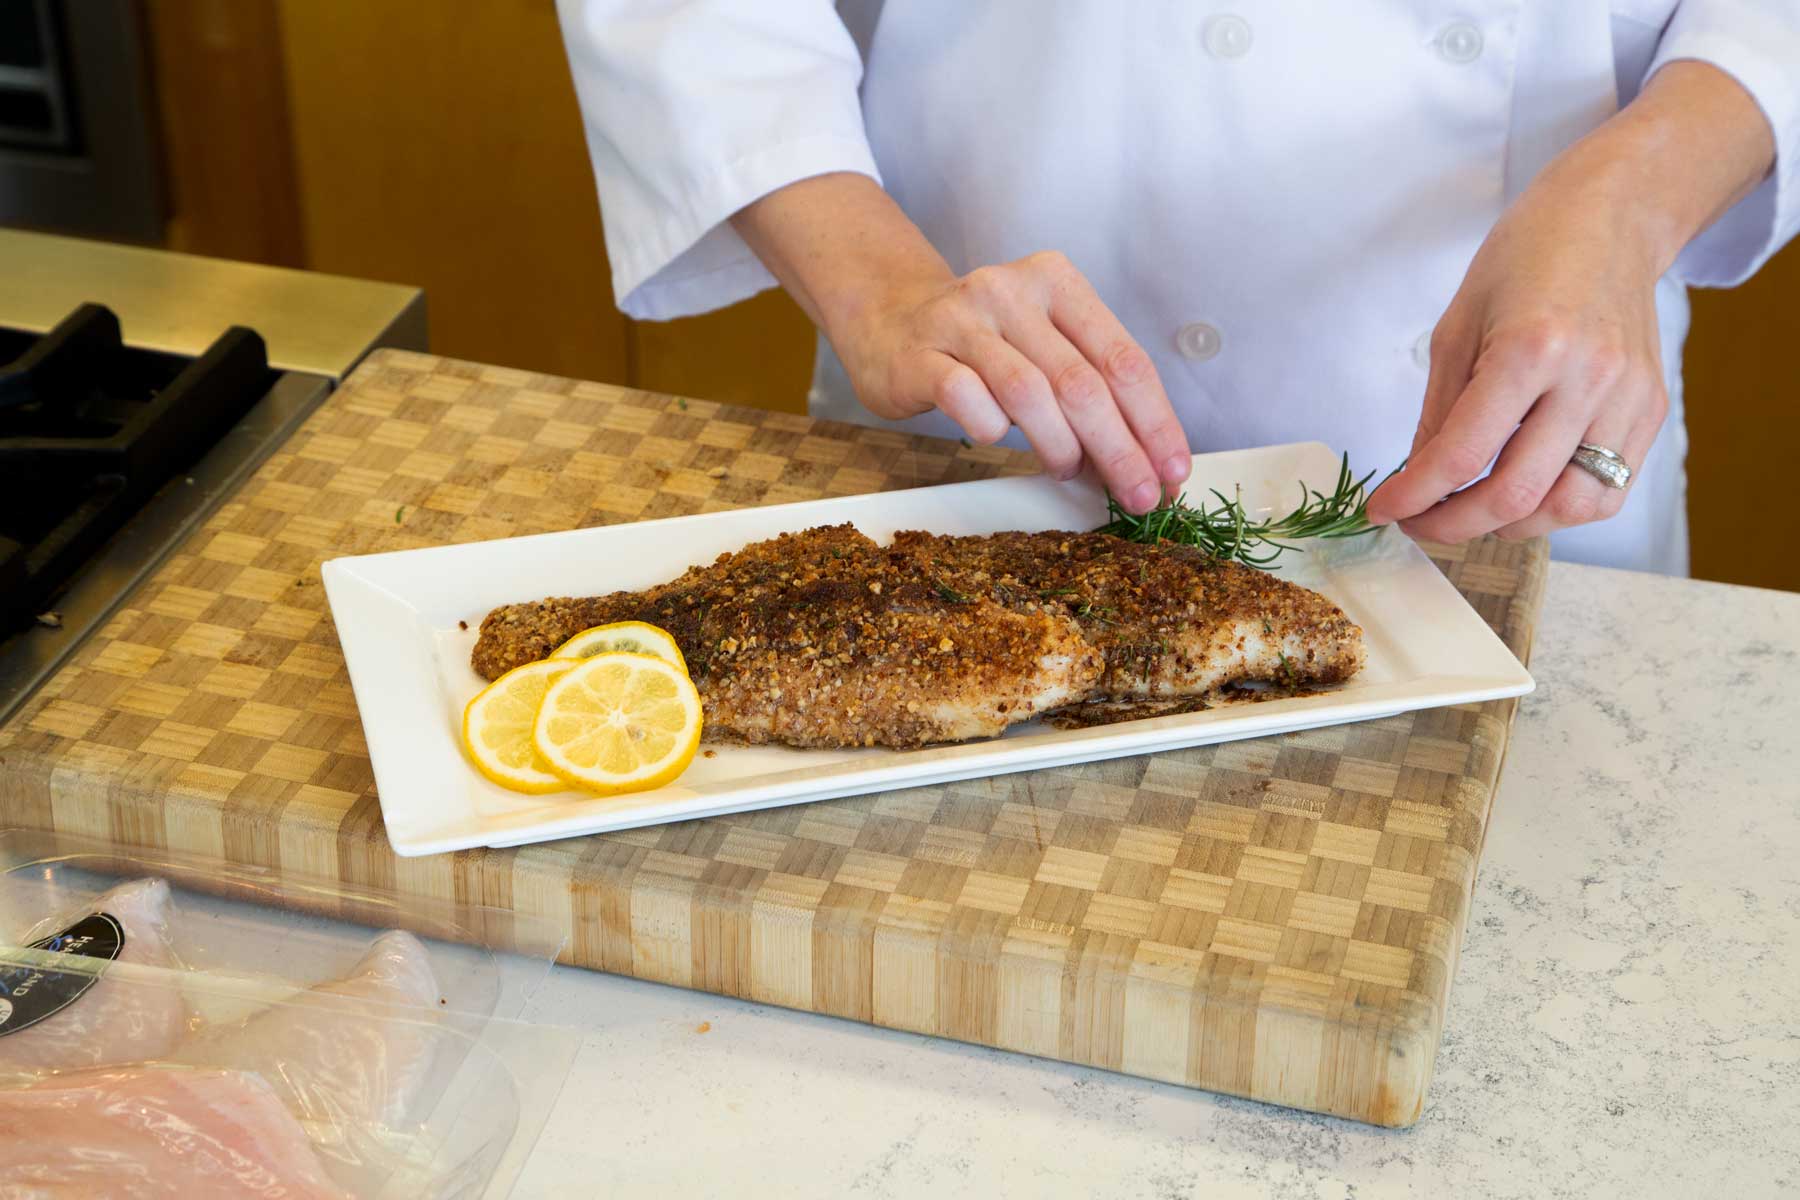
[1041,682,1328,730]
[473,525,1105,749]
[891,530,1365,699]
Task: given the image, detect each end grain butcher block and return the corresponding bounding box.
[0,350,1546,1126]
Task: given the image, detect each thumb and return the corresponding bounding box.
[1369,320,1476,525]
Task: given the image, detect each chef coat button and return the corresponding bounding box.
[1413,330,1434,369]
[1435,22,1484,64]
[1202,15,1253,60]
[1176,322,1223,362]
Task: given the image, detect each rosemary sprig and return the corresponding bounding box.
[1096,453,1394,569]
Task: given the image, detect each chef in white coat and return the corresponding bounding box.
[555,2,1798,575]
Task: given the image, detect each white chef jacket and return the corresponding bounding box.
[557,1,1800,576]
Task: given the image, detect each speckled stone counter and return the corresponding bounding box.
[506,562,1799,1198]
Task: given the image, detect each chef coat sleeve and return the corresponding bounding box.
[555,0,881,320]
[1646,1,1800,287]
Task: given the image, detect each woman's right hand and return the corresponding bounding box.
[835,251,1192,512]
[731,174,1190,512]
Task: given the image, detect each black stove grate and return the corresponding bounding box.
[0,304,276,631]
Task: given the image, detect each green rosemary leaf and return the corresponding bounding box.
[1074,600,1118,624]
[932,580,968,604]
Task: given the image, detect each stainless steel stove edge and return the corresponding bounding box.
[0,370,334,728]
[0,230,427,381]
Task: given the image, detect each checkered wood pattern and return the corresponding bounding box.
[0,350,1545,1126]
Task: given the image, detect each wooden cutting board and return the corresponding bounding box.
[0,349,1545,1126]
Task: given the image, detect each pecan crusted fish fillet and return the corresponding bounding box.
[472,524,1365,750]
[893,530,1365,699]
[472,524,1103,749]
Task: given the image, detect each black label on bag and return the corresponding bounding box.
[0,913,125,1038]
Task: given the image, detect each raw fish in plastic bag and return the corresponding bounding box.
[0,879,188,1077]
[0,1064,353,1198]
[178,930,442,1126]
[175,929,448,1187]
[0,837,569,1199]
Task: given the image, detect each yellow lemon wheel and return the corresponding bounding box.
[532,652,703,795]
[550,621,687,675]
[462,659,577,794]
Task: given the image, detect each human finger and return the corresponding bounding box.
[1037,256,1191,489]
[1396,387,1592,543]
[960,332,1084,481]
[1493,395,1660,540]
[1002,315,1161,512]
[1365,333,1557,526]
[905,349,1011,444]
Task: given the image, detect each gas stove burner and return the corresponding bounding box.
[0,304,275,631]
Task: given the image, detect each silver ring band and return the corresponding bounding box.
[1571,443,1632,490]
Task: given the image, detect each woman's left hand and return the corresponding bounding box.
[1367,61,1778,543]
[1364,159,1670,542]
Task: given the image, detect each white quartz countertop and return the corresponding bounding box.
[508,562,1800,1199]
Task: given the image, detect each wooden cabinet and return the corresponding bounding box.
[146,1,305,267]
[138,1,1800,588]
[1684,250,1800,593]
[274,0,814,409]
[147,0,813,409]
[274,0,633,387]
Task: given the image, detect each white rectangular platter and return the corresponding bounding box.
[322,442,1533,857]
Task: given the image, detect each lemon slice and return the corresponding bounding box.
[462,660,578,794]
[533,652,703,795]
[551,621,687,674]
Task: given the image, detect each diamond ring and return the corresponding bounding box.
[1571,443,1632,490]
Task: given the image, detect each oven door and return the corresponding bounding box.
[0,0,163,241]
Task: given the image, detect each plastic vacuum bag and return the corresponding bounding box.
[0,831,578,1199]
[0,878,188,1076]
